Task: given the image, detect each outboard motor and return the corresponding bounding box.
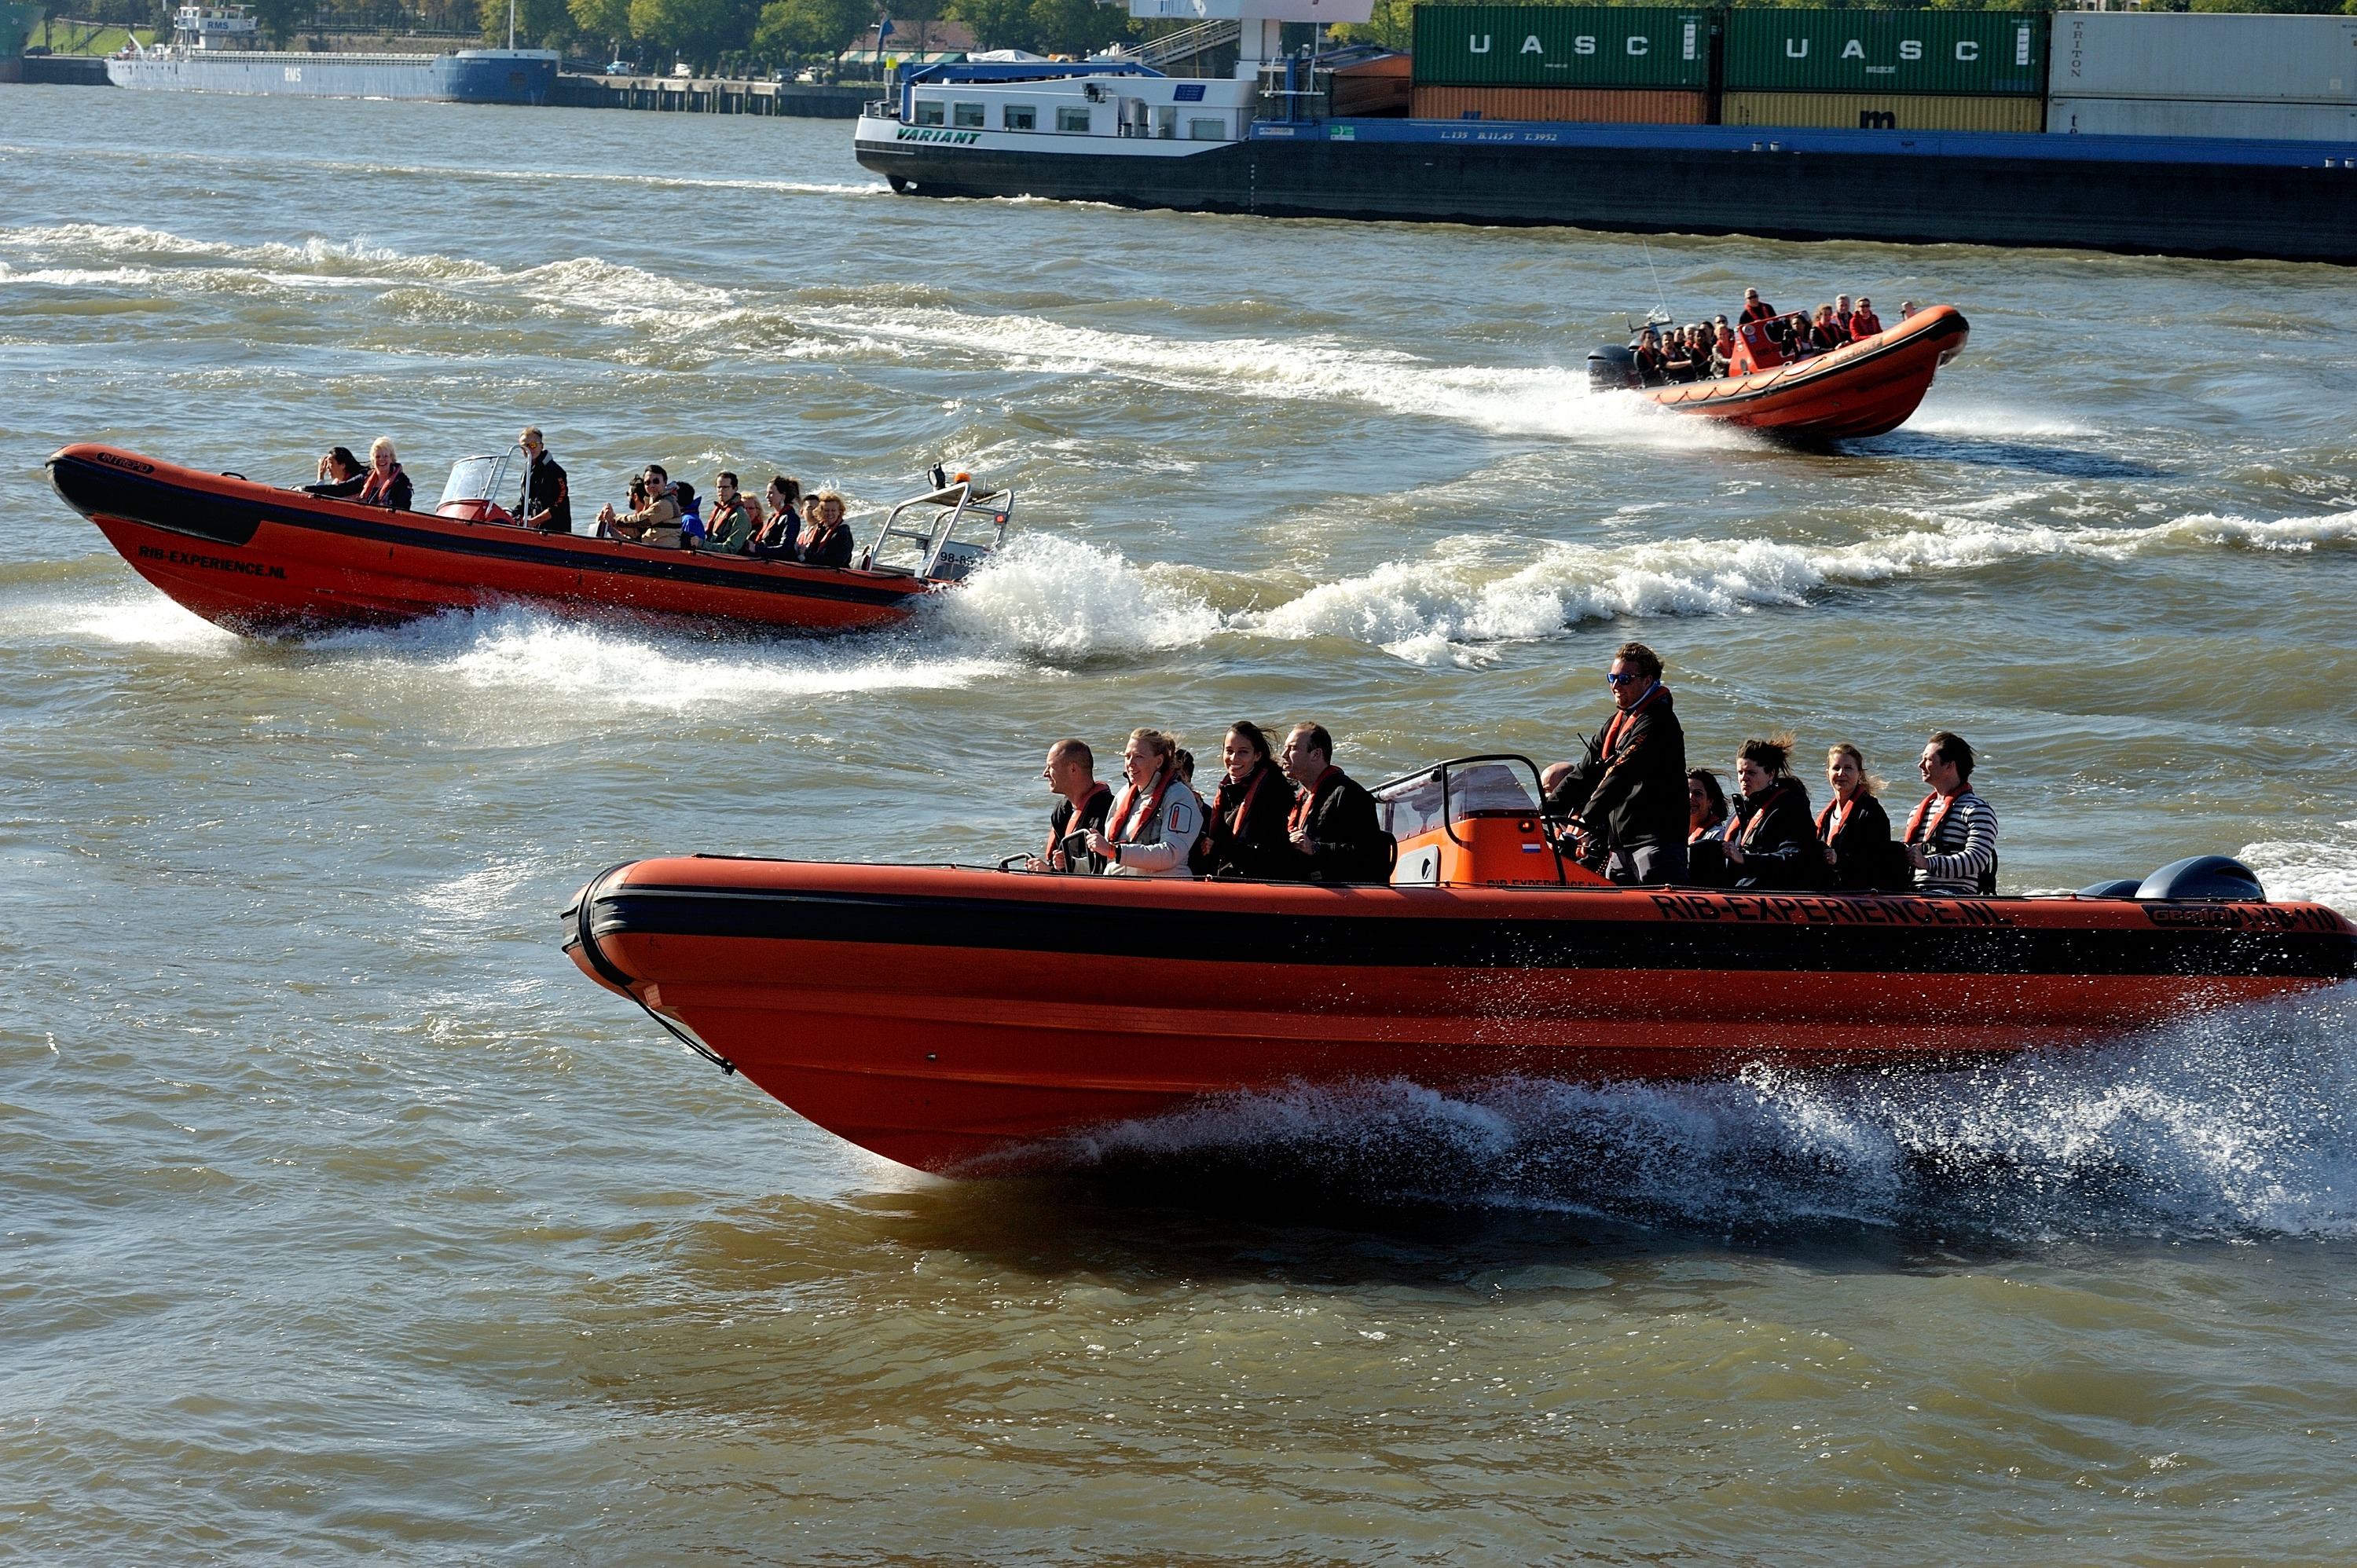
[2077,877,2144,899]
[1589,344,1640,391]
[2135,855,2267,901]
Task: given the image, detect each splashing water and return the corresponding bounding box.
[1045,988,2357,1244]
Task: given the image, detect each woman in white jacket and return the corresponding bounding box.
[1085,727,1201,878]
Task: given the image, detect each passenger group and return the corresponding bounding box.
[1027,721,1391,885]
[1035,641,1998,898]
[1544,640,1996,896]
[1632,288,1908,387]
[305,427,861,568]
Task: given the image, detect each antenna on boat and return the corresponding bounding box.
[1638,234,1671,323]
[507,0,515,49]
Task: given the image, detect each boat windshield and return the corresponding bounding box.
[1373,757,1543,841]
[439,453,512,508]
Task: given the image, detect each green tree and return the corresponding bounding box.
[753,0,870,57]
[629,0,746,62]
[945,0,1130,53]
[944,0,1035,50]
[485,0,581,48]
[1329,0,1407,50]
[1026,0,1128,54]
[248,0,304,46]
[569,0,632,46]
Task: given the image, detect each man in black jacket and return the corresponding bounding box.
[515,427,572,533]
[1542,640,1689,885]
[1026,738,1113,874]
[1278,724,1392,885]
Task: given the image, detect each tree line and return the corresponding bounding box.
[58,0,2357,72]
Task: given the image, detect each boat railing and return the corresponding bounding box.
[860,474,1011,582]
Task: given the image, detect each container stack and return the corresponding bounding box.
[1718,9,2045,133]
[1408,5,1712,124]
[2047,13,2357,144]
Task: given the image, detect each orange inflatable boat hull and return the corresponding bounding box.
[1640,304,1970,439]
[564,857,2355,1174]
[48,445,938,636]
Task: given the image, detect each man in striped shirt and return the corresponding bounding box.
[1903,731,1999,896]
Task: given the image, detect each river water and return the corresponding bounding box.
[4,86,2356,1562]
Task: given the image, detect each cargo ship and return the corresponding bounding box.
[106,3,557,104]
[856,7,2357,264]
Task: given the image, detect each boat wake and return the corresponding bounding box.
[1220,505,2357,665]
[1032,987,2357,1245]
[795,302,1725,446]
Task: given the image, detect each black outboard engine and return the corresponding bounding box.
[2077,877,2145,899]
[1589,344,1641,391]
[2135,855,2267,901]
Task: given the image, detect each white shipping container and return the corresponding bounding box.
[2048,96,2357,145]
[2051,13,2357,105]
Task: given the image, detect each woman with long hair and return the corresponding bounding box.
[1196,720,1295,881]
[1721,735,1820,889]
[1816,742,1898,892]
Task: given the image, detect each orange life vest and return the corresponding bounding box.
[1109,769,1177,844]
[358,464,403,505]
[1903,791,1957,846]
[1288,766,1341,834]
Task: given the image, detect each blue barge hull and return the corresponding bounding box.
[860,115,2357,265]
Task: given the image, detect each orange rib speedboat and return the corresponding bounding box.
[563,757,2354,1175]
[49,442,1010,637]
[1591,304,1970,440]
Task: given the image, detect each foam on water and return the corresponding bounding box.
[312,606,1010,710]
[929,533,1222,661]
[1237,506,2357,663]
[57,595,240,651]
[2243,822,2357,915]
[1044,987,2357,1244]
[798,304,1724,445]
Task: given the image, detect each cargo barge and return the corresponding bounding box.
[106,3,557,104]
[856,5,2357,264]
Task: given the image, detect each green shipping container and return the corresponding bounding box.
[1411,6,1711,90]
[1723,10,2047,97]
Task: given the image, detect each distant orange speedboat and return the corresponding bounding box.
[563,756,2354,1176]
[1592,304,1970,440]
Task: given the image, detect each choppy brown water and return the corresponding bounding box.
[3,85,2356,1563]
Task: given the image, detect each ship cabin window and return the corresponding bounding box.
[1057,104,1092,134]
[1003,103,1036,130]
[1189,116,1227,141]
[913,98,944,126]
[952,101,984,128]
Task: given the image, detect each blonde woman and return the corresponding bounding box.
[1085,727,1200,879]
[798,491,854,569]
[356,436,412,511]
[1816,742,1898,892]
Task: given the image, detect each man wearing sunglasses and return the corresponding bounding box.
[1542,641,1689,885]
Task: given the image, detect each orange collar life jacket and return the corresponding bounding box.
[1817,793,1863,843]
[1288,766,1341,833]
[1600,682,1666,760]
[1108,769,1176,844]
[1226,764,1274,837]
[1904,790,1957,845]
[1047,781,1112,858]
[358,464,402,504]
